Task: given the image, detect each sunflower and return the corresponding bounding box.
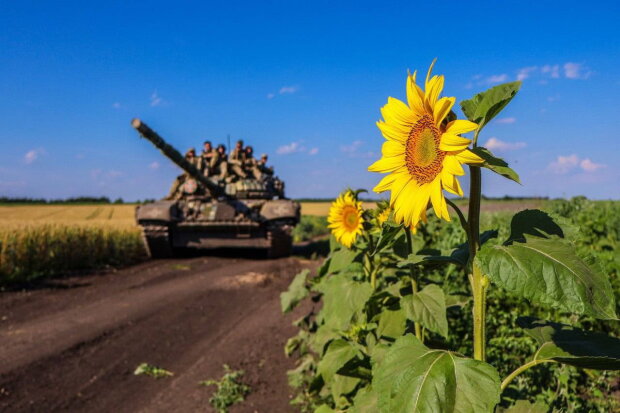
[328,192,364,248]
[368,61,483,228]
[376,208,391,226]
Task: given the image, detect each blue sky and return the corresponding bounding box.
[1,0,619,200]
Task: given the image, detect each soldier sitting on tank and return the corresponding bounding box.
[212,144,230,181]
[243,145,263,180]
[228,139,247,179]
[200,140,218,177]
[257,154,274,178]
[166,147,201,200]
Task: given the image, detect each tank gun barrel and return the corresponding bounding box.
[131,118,223,198]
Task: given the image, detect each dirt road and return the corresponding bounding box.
[0,254,315,412]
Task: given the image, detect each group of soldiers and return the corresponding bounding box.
[167,139,275,199]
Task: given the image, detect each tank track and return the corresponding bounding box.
[141,224,173,259]
[266,224,293,258]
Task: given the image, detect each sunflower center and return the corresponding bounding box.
[405,115,446,184]
[342,206,360,231]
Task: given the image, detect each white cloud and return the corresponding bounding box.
[541,64,560,79]
[308,147,319,155]
[266,93,275,99]
[484,137,526,152]
[564,62,591,79]
[516,66,537,81]
[580,158,606,172]
[24,148,45,164]
[112,102,122,109]
[340,140,363,153]
[485,74,508,84]
[279,85,299,94]
[548,154,605,174]
[276,141,305,155]
[495,117,516,124]
[150,91,163,107]
[149,161,160,170]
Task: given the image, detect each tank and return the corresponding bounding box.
[131,119,300,258]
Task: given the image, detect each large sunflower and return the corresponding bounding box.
[328,192,364,248]
[368,62,483,227]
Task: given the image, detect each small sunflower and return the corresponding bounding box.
[328,192,364,248]
[376,208,391,226]
[368,61,483,228]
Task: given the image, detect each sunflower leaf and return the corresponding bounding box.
[517,317,620,370]
[373,335,501,413]
[317,339,362,383]
[280,269,310,313]
[315,275,374,330]
[401,284,449,338]
[476,234,617,320]
[460,81,521,130]
[471,147,521,184]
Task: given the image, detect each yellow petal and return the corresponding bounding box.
[377,120,408,143]
[406,71,425,115]
[429,178,447,220]
[425,75,444,110]
[382,97,416,127]
[433,97,455,126]
[445,119,478,135]
[382,140,405,157]
[373,171,398,192]
[441,169,464,196]
[443,155,465,176]
[368,155,405,173]
[425,58,437,89]
[440,133,472,151]
[454,149,484,164]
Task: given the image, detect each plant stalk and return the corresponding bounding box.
[468,164,487,361]
[405,227,423,342]
[500,359,557,391]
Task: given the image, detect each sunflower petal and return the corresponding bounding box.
[368,155,405,173]
[454,149,484,164]
[406,71,425,114]
[381,140,405,158]
[445,119,478,135]
[440,133,472,151]
[443,155,465,176]
[425,75,445,110]
[382,97,416,127]
[433,97,455,126]
[441,169,464,196]
[377,120,408,143]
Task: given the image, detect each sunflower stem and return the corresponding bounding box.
[405,227,423,342]
[500,359,557,392]
[467,165,487,361]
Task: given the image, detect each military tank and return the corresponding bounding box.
[131,119,300,258]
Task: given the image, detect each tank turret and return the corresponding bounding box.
[131,118,224,199]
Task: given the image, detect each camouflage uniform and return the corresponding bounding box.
[200,141,218,177]
[228,140,247,179]
[213,144,229,180]
[166,148,201,200]
[243,146,262,180]
[257,154,274,178]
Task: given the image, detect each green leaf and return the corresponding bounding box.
[373,335,501,413]
[470,147,521,184]
[376,306,407,340]
[316,276,374,330]
[477,235,617,319]
[314,405,335,413]
[318,339,362,383]
[501,400,548,413]
[506,209,564,243]
[350,386,379,413]
[331,375,361,407]
[517,317,620,370]
[280,269,310,313]
[460,81,521,129]
[328,248,360,273]
[401,284,449,338]
[445,294,470,309]
[373,224,403,256]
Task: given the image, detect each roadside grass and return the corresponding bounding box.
[134,363,174,379]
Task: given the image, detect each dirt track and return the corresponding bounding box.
[0,254,315,412]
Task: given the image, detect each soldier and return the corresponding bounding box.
[228,139,247,179]
[166,148,200,200]
[200,140,217,177]
[213,144,229,180]
[257,153,274,178]
[243,145,262,180]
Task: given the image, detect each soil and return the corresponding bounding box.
[0,252,317,412]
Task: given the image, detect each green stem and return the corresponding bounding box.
[445,198,469,234]
[468,164,487,361]
[405,227,423,342]
[500,359,557,391]
[370,265,377,290]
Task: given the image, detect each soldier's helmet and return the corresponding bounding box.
[217,144,226,153]
[236,139,244,147]
[185,148,196,157]
[246,145,254,154]
[261,153,268,160]
[203,140,212,147]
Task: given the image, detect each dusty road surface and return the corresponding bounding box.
[0,254,316,412]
